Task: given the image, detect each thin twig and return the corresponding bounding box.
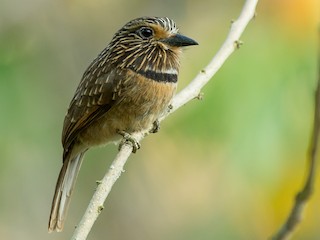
[161,0,258,117]
[71,132,144,240]
[71,1,259,239]
[271,27,320,240]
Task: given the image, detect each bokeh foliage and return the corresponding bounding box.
[0,0,318,239]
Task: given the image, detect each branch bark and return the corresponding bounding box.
[271,26,320,240]
[71,1,259,239]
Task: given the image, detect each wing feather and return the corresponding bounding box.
[62,59,122,154]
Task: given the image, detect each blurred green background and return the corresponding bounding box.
[0,0,318,239]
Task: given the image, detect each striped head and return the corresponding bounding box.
[100,17,198,83]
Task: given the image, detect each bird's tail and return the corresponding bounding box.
[48,152,85,232]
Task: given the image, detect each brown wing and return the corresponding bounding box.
[62,58,122,155]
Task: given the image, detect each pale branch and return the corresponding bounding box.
[271,26,320,240]
[163,0,258,117]
[70,0,259,239]
[71,132,144,240]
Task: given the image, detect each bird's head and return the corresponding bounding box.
[106,17,198,75]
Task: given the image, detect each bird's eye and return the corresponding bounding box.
[138,27,154,39]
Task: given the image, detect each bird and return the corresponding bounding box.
[48,16,198,232]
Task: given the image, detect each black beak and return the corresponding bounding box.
[161,34,198,47]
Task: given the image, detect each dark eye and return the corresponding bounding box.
[138,27,154,39]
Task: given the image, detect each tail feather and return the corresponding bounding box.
[48,152,85,232]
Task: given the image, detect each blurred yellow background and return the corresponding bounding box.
[0,0,318,239]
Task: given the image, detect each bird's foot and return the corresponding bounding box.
[149,120,160,133]
[117,130,141,153]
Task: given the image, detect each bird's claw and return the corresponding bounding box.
[117,130,141,153]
